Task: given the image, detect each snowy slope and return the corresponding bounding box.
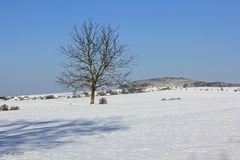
[0,89,240,160]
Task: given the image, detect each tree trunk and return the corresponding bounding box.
[90,87,96,105]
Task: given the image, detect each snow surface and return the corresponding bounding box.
[0,89,240,160]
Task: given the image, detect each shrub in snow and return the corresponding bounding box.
[0,96,8,100]
[162,98,182,101]
[160,87,171,91]
[10,106,20,111]
[97,91,106,96]
[45,95,56,99]
[72,94,81,98]
[0,104,20,111]
[234,89,240,92]
[0,104,9,111]
[99,97,108,104]
[106,90,118,95]
[183,84,188,88]
[83,92,90,97]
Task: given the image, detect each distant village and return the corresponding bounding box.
[1,85,240,101]
[0,86,164,101]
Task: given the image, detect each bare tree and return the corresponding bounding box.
[57,21,134,105]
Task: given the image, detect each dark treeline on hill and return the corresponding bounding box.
[0,96,9,100]
[120,77,240,90]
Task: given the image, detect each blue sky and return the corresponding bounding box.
[0,0,240,96]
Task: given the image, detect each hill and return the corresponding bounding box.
[120,77,240,90]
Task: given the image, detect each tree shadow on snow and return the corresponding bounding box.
[0,117,128,155]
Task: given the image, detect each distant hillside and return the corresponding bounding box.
[120,77,240,90]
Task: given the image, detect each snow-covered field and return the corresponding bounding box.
[0,89,240,160]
